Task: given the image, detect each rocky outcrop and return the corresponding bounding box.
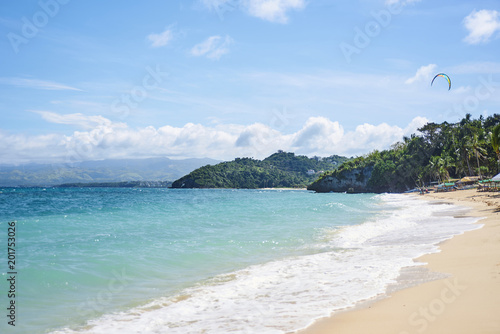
[171,177,199,188]
[307,166,374,193]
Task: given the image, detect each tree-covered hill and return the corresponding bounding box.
[308,114,500,193]
[171,152,350,189]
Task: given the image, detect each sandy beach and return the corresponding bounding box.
[297,188,500,334]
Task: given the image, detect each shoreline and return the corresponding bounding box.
[296,188,500,334]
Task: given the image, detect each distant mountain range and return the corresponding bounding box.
[0,157,221,187]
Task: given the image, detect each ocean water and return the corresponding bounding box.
[0,188,482,334]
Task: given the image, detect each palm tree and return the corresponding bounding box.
[492,124,500,167]
[470,134,487,178]
[440,153,453,181]
[460,136,473,176]
[428,155,451,183]
[429,156,442,183]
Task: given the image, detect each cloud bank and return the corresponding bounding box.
[0,113,429,165]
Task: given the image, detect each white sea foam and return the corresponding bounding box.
[51,194,483,334]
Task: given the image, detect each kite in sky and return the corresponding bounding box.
[431,73,451,90]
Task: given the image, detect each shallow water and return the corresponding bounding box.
[0,188,481,334]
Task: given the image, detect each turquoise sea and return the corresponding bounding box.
[0,188,482,334]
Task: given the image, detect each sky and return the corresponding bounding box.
[1,0,500,165]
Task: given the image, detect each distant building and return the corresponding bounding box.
[307,169,316,175]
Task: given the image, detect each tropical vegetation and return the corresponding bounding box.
[171,151,350,189]
[310,114,500,193]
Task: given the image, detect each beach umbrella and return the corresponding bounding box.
[492,173,500,181]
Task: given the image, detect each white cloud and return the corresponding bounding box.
[336,122,404,157]
[463,9,500,44]
[0,77,82,91]
[403,116,428,135]
[191,35,233,60]
[244,0,305,23]
[0,113,429,164]
[0,130,64,164]
[291,117,344,152]
[147,28,174,47]
[405,64,437,85]
[30,111,127,130]
[199,0,306,23]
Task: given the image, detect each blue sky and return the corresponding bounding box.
[1,0,500,164]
